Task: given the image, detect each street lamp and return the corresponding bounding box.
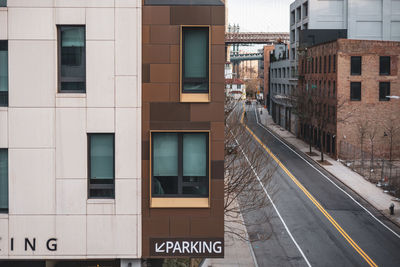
[386,95,400,99]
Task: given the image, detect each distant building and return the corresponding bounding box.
[225,78,246,100]
[298,39,400,159]
[225,61,233,79]
[269,44,295,132]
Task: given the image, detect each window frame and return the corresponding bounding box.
[0,148,8,213]
[351,56,362,76]
[350,82,361,101]
[0,40,8,107]
[87,133,115,199]
[57,25,86,93]
[379,56,391,76]
[180,26,211,103]
[379,82,390,101]
[150,130,211,208]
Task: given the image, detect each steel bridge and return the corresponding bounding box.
[225,32,289,44]
[230,52,263,62]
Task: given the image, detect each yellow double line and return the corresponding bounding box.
[242,105,378,267]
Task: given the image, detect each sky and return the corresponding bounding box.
[227,0,293,33]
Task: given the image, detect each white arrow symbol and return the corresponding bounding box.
[155,242,165,253]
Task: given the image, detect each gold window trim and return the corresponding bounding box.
[180,25,211,103]
[149,130,211,208]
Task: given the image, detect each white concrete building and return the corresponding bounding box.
[0,1,141,266]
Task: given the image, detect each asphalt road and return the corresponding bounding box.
[238,103,400,267]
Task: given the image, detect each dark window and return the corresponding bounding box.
[152,132,209,198]
[333,55,336,72]
[379,82,390,101]
[88,134,115,198]
[333,81,336,97]
[319,56,322,73]
[0,41,7,107]
[302,59,304,74]
[350,82,361,101]
[315,57,318,73]
[311,58,314,73]
[328,81,331,97]
[380,56,391,75]
[328,55,331,73]
[0,149,7,213]
[324,56,326,73]
[182,27,209,93]
[58,26,86,93]
[0,0,6,7]
[351,56,361,75]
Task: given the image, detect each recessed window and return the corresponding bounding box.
[324,56,326,73]
[182,27,209,94]
[0,41,8,107]
[380,56,390,76]
[379,82,390,101]
[152,132,209,198]
[333,55,336,73]
[0,149,8,213]
[88,134,115,199]
[58,26,86,93]
[351,56,361,75]
[328,55,331,73]
[0,0,6,7]
[319,56,322,73]
[350,82,361,101]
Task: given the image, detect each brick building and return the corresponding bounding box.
[298,39,400,159]
[142,0,225,262]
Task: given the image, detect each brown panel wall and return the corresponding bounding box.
[142,4,225,258]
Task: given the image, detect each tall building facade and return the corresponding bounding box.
[0,0,142,266]
[288,0,400,134]
[298,39,400,159]
[141,0,225,262]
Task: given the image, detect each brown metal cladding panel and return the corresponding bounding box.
[143,216,171,237]
[211,160,224,180]
[143,83,170,102]
[190,217,224,237]
[211,179,224,199]
[150,64,179,83]
[142,64,150,83]
[150,25,179,44]
[170,45,180,64]
[190,102,224,122]
[151,208,211,217]
[210,198,224,217]
[211,141,224,161]
[211,26,225,44]
[211,64,225,83]
[143,25,150,44]
[170,6,211,25]
[211,83,225,103]
[143,44,170,64]
[170,216,191,236]
[169,83,180,102]
[142,141,150,160]
[211,45,226,64]
[143,6,171,25]
[150,121,210,130]
[211,6,225,25]
[150,102,191,121]
[211,121,224,141]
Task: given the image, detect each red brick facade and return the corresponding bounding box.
[299,39,400,159]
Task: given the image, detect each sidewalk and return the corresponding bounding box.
[257,106,400,226]
[202,201,257,267]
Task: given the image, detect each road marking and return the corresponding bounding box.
[233,133,312,267]
[243,104,378,267]
[253,106,400,240]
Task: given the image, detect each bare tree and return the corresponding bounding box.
[357,118,369,170]
[382,115,400,162]
[224,97,277,241]
[368,124,378,176]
